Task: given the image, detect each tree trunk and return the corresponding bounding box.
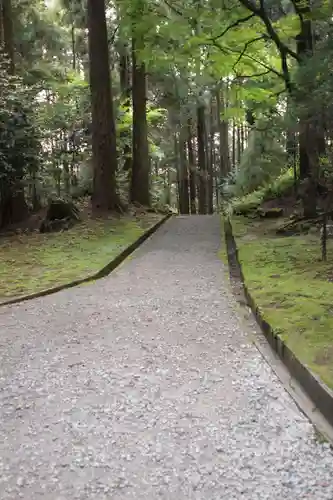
[0,4,3,44]
[178,131,190,214]
[63,159,70,195]
[130,36,150,206]
[119,43,132,172]
[174,135,181,213]
[0,185,28,227]
[207,101,214,214]
[197,104,207,214]
[237,125,241,166]
[294,0,317,216]
[165,166,171,205]
[216,88,230,179]
[286,97,298,193]
[71,20,76,71]
[2,0,14,73]
[295,0,312,182]
[0,0,28,227]
[232,120,236,171]
[187,120,197,214]
[87,0,119,212]
[31,167,41,212]
[240,124,245,153]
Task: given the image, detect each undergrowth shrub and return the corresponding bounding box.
[226,169,294,216]
[224,125,287,198]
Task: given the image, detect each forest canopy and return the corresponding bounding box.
[0,0,332,226]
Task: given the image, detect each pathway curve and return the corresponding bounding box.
[0,215,332,500]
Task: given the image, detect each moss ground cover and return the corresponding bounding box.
[231,215,333,389]
[0,213,161,301]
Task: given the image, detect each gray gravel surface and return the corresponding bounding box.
[0,215,332,500]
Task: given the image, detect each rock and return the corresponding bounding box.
[40,217,76,233]
[233,204,258,216]
[40,199,80,233]
[257,207,283,218]
[46,198,80,221]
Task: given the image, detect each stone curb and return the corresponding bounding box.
[0,214,172,308]
[224,217,333,430]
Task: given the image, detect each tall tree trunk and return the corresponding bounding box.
[237,125,242,166]
[194,0,208,214]
[130,36,150,206]
[2,0,14,73]
[294,0,313,181]
[214,166,219,207]
[197,104,207,214]
[240,124,245,153]
[207,101,214,214]
[63,131,71,195]
[119,43,132,172]
[0,0,28,227]
[216,87,230,180]
[187,120,197,214]
[286,127,297,192]
[87,0,119,212]
[232,120,236,171]
[178,130,190,214]
[165,166,171,205]
[0,4,3,44]
[294,0,318,216]
[174,135,181,213]
[286,96,298,192]
[31,168,41,212]
[71,19,76,71]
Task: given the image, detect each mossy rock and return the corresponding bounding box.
[40,217,76,234]
[39,199,80,233]
[233,203,259,216]
[46,199,80,221]
[257,207,283,218]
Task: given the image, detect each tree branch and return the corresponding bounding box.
[210,39,284,79]
[238,0,300,62]
[231,49,284,79]
[233,69,272,81]
[161,0,184,17]
[231,35,266,73]
[209,39,229,55]
[210,13,255,41]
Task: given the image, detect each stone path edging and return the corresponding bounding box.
[0,214,172,308]
[224,217,333,431]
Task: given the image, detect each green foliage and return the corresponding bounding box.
[1,0,332,221]
[0,58,40,193]
[263,167,294,199]
[227,168,294,216]
[226,124,287,198]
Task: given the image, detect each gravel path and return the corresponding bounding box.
[0,215,332,500]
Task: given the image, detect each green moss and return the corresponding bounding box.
[228,168,294,216]
[232,216,333,389]
[230,190,265,215]
[0,214,161,300]
[257,207,283,218]
[262,168,294,200]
